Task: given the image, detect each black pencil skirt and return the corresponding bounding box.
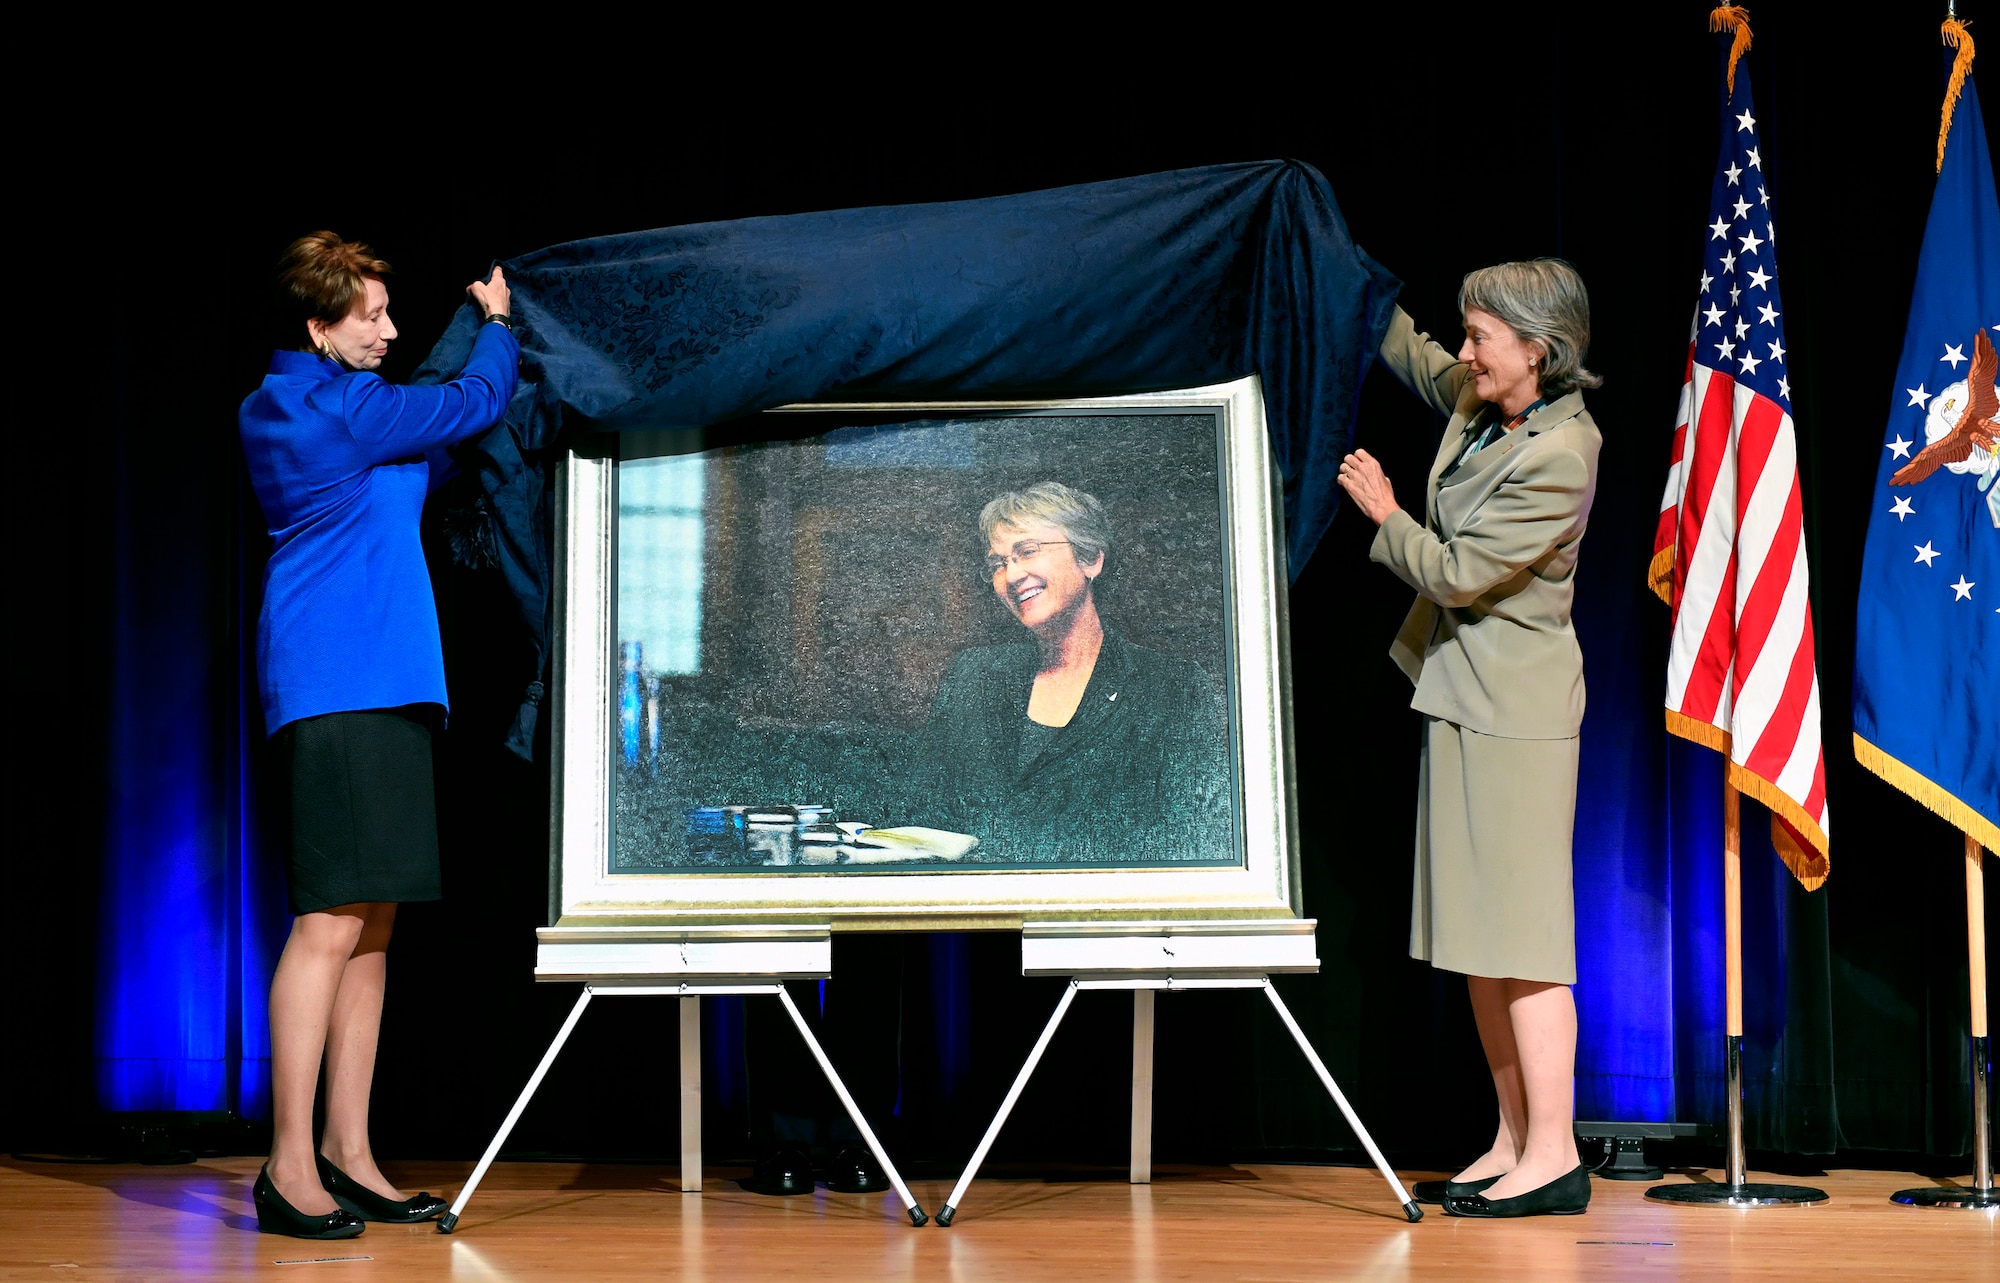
[275,707,443,914]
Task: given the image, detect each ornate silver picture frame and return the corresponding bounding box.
[548,375,1301,929]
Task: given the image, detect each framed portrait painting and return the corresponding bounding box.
[548,375,1302,930]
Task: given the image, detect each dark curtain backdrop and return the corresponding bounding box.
[12,4,1993,1168]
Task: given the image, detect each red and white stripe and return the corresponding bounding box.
[1653,321,1830,882]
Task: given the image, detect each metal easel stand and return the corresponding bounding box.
[1647,783,1828,1208]
[933,921,1420,1226]
[437,926,928,1233]
[1892,835,1997,1210]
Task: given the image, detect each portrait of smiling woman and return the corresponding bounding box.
[902,481,1232,863]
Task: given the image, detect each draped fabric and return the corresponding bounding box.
[412,160,1402,755]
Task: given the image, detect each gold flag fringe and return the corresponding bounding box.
[1710,6,1754,95]
[1665,708,1831,889]
[1940,17,1977,174]
[1647,544,1676,606]
[1853,733,2000,854]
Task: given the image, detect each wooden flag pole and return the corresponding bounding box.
[1969,836,1992,1193]
[1649,779,1827,1206]
[1891,836,1998,1208]
[1968,834,1988,1039]
[1723,782,1748,1187]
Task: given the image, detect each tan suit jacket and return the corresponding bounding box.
[1368,307,1601,740]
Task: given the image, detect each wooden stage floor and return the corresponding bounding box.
[1,1157,1993,1281]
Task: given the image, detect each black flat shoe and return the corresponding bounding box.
[826,1145,890,1194]
[253,1166,365,1239]
[1411,1174,1501,1205]
[1444,1164,1591,1218]
[747,1145,815,1196]
[316,1154,448,1223]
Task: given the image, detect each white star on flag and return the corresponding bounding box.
[1730,283,1743,305]
[1915,541,1942,566]
[1952,576,1976,600]
[1757,303,1781,324]
[1747,145,1763,169]
[1758,186,1770,206]
[1726,162,1744,185]
[1778,375,1791,399]
[1716,338,1737,360]
[1890,496,1915,520]
[1735,316,1751,339]
[1710,217,1731,239]
[1732,196,1752,219]
[1700,271,1715,292]
[1721,250,1738,273]
[1739,351,1763,374]
[1907,385,1933,409]
[1943,343,1968,368]
[1768,339,1787,362]
[1736,109,1756,131]
[1887,434,1914,458]
[1739,229,1765,254]
[1746,266,1773,290]
[1704,303,1726,327]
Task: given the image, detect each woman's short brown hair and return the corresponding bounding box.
[275,231,392,346]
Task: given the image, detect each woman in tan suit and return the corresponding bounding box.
[1338,259,1602,1219]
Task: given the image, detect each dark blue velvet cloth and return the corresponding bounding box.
[416,160,1400,755]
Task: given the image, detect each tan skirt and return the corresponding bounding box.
[1410,717,1578,984]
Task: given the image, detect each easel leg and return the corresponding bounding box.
[438,986,596,1233]
[773,985,928,1226]
[680,995,701,1194]
[1131,989,1155,1185]
[1259,980,1422,1223]
[937,979,1082,1226]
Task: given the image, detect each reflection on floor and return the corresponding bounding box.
[1,1156,1994,1281]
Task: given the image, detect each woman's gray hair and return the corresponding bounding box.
[1458,258,1603,396]
[979,481,1113,568]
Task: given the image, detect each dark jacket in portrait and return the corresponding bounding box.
[899,628,1233,863]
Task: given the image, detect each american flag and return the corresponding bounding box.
[1649,33,1831,888]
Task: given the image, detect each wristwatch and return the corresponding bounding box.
[484,312,515,333]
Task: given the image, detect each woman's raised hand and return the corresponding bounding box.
[1337,449,1400,526]
[467,265,513,320]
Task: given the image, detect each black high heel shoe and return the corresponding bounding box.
[1411,1174,1501,1205]
[315,1153,449,1223]
[253,1166,365,1239]
[1444,1164,1592,1218]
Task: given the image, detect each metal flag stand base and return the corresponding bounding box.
[437,927,927,1233]
[1890,836,1995,1211]
[1647,784,1828,1209]
[1642,1036,1830,1208]
[932,921,1420,1227]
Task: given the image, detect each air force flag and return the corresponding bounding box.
[1852,64,1999,851]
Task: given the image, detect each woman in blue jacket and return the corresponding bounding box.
[238,231,519,1238]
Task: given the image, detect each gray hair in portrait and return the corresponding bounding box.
[1458,258,1603,396]
[979,481,1115,570]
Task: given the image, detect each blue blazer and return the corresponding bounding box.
[239,324,520,735]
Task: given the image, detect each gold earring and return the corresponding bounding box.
[317,336,339,363]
